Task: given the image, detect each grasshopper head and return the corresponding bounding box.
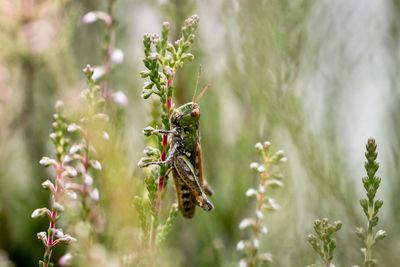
[171,102,200,128]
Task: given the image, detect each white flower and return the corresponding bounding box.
[92,66,106,81]
[236,240,245,251]
[66,190,77,200]
[258,184,266,193]
[255,210,263,219]
[253,238,260,248]
[263,141,271,148]
[90,160,102,170]
[67,124,79,133]
[62,235,77,243]
[69,144,81,154]
[254,142,263,151]
[39,157,57,167]
[90,188,100,202]
[239,218,252,229]
[37,232,47,242]
[239,259,247,267]
[41,180,55,192]
[249,162,259,169]
[245,188,258,197]
[59,253,73,266]
[82,12,97,24]
[103,131,110,140]
[112,91,128,107]
[52,228,64,238]
[64,166,78,177]
[267,198,280,210]
[31,208,50,218]
[84,174,93,186]
[111,49,124,64]
[260,225,268,234]
[280,157,288,163]
[257,165,265,173]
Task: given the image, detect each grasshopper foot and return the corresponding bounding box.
[200,198,214,211]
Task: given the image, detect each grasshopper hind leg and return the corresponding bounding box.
[174,155,214,212]
[196,142,214,196]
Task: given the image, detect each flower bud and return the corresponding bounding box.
[31,208,50,218]
[39,157,57,167]
[239,218,252,229]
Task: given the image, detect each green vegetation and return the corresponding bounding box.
[0,1,396,267]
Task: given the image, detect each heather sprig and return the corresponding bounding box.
[55,65,108,265]
[355,138,386,267]
[136,15,200,251]
[82,0,123,99]
[237,141,287,267]
[32,102,77,267]
[66,65,106,230]
[308,218,342,267]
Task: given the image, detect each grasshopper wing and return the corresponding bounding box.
[173,155,214,212]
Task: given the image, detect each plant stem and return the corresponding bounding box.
[43,163,64,267]
[101,0,116,99]
[151,78,173,251]
[157,78,173,211]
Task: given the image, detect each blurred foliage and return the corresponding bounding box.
[0,0,399,266]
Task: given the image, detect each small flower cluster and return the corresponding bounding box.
[356,138,386,267]
[32,102,77,267]
[140,14,199,100]
[56,66,108,266]
[82,2,127,104]
[237,141,287,267]
[308,218,342,267]
[32,66,107,266]
[65,65,106,230]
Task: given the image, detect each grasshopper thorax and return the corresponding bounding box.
[171,102,200,128]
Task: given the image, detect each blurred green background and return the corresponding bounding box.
[1,0,400,266]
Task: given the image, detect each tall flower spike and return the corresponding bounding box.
[356,138,386,267]
[136,14,201,252]
[33,102,76,267]
[237,141,286,267]
[308,218,342,267]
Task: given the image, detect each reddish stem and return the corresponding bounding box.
[44,163,64,267]
[156,78,173,211]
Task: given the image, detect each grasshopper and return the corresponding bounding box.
[140,101,214,218]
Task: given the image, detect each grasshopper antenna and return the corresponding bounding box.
[192,65,202,102]
[192,65,211,103]
[195,84,210,103]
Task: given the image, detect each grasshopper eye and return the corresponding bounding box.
[191,108,200,117]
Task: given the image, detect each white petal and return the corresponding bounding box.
[111,49,124,64]
[239,218,252,229]
[236,240,245,251]
[82,12,97,24]
[112,91,128,107]
[245,188,257,197]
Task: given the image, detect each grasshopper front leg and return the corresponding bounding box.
[138,143,177,168]
[173,154,214,211]
[144,127,177,136]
